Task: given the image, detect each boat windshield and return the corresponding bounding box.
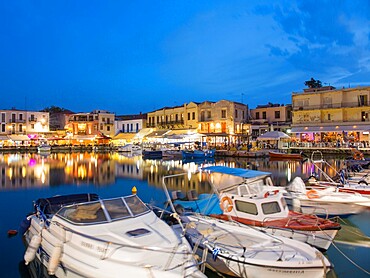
[57,195,150,224]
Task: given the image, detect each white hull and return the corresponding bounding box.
[23,196,205,278]
[299,200,366,216]
[177,215,331,278]
[259,226,337,251]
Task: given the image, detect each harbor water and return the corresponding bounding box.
[0,152,369,277]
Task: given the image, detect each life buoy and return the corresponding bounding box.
[220,196,233,212]
[306,189,320,199]
[263,190,279,198]
[354,152,364,160]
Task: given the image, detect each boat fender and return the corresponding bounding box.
[358,180,368,185]
[306,189,320,199]
[220,196,233,212]
[264,190,279,198]
[24,234,42,265]
[48,245,63,275]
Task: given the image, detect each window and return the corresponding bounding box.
[107,126,110,131]
[207,110,211,118]
[221,110,226,118]
[100,124,103,130]
[1,124,5,132]
[19,114,23,121]
[235,110,238,118]
[275,111,280,119]
[200,111,205,121]
[362,111,368,122]
[328,114,331,121]
[192,112,195,120]
[1,113,5,122]
[262,112,266,119]
[256,112,260,119]
[235,200,258,215]
[19,124,22,132]
[188,113,190,120]
[130,123,133,131]
[261,201,281,215]
[122,124,125,132]
[358,95,368,106]
[31,124,34,129]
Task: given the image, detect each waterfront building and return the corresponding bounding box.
[65,110,115,145]
[249,103,292,140]
[197,100,249,147]
[112,113,147,145]
[146,102,201,145]
[291,85,370,146]
[0,109,50,146]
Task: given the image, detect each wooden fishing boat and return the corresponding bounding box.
[269,150,302,160]
[173,166,341,251]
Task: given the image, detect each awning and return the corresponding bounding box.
[134,128,154,139]
[8,135,30,141]
[145,130,170,138]
[112,133,136,140]
[0,135,9,141]
[73,135,96,141]
[291,125,370,133]
[166,129,198,136]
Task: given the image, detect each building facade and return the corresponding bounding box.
[66,110,115,142]
[249,103,292,140]
[0,109,50,135]
[291,86,370,145]
[115,113,147,134]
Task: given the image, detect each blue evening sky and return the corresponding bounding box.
[1,1,369,114]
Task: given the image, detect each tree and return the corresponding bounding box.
[40,106,68,113]
[304,78,322,88]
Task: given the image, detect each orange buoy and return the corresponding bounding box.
[220,196,233,212]
[7,230,18,237]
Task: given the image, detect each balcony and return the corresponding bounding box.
[28,117,37,122]
[8,119,26,124]
[293,101,370,111]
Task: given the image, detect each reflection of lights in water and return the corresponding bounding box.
[7,168,13,179]
[28,159,36,166]
[187,170,191,181]
[77,165,87,179]
[22,166,26,178]
[136,160,140,170]
[287,164,291,182]
[41,171,45,184]
[150,165,154,174]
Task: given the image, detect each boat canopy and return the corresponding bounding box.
[201,166,271,178]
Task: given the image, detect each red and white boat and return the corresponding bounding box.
[178,166,341,251]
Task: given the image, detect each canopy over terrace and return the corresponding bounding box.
[257,131,290,141]
[112,133,136,145]
[291,125,370,143]
[291,125,370,133]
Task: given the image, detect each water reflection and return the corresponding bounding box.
[0,153,350,191]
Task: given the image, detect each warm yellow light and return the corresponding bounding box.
[215,123,221,129]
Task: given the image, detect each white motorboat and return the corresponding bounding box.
[22,193,205,278]
[117,144,142,153]
[161,175,332,278]
[287,177,370,216]
[37,143,51,154]
[306,151,370,197]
